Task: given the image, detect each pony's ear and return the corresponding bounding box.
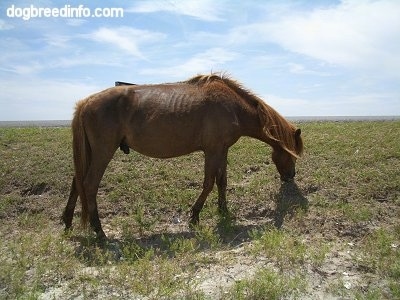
[295,128,303,156]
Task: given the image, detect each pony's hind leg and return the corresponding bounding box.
[84,149,115,240]
[62,176,78,230]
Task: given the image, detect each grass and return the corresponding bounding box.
[0,121,399,299]
[225,268,306,300]
[250,226,307,268]
[358,227,400,297]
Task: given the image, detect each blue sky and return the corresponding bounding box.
[1,0,399,120]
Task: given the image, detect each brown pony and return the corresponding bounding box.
[62,73,303,240]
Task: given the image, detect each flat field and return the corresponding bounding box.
[0,121,399,299]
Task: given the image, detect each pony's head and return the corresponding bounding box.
[195,74,305,182]
[257,103,304,181]
[271,128,303,181]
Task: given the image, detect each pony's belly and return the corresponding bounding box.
[127,132,201,159]
[130,143,200,159]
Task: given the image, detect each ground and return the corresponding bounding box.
[0,121,399,299]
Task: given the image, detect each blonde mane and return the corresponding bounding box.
[186,73,303,158]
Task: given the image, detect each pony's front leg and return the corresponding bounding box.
[190,150,228,226]
[216,150,228,215]
[190,180,214,226]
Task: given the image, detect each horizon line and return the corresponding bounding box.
[0,116,399,127]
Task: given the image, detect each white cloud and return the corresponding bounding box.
[6,63,44,75]
[263,92,400,117]
[286,63,330,76]
[0,19,13,30]
[50,55,123,69]
[0,25,166,77]
[43,34,71,48]
[88,26,166,59]
[127,0,225,21]
[0,77,103,120]
[231,0,400,74]
[66,18,87,27]
[0,36,123,75]
[141,47,238,78]
[262,94,312,116]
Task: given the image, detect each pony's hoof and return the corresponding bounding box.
[61,213,71,226]
[63,226,73,238]
[217,206,229,217]
[96,230,108,242]
[188,216,199,230]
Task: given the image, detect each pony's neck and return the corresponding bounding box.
[238,107,274,145]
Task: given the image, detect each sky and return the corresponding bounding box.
[1,0,399,120]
